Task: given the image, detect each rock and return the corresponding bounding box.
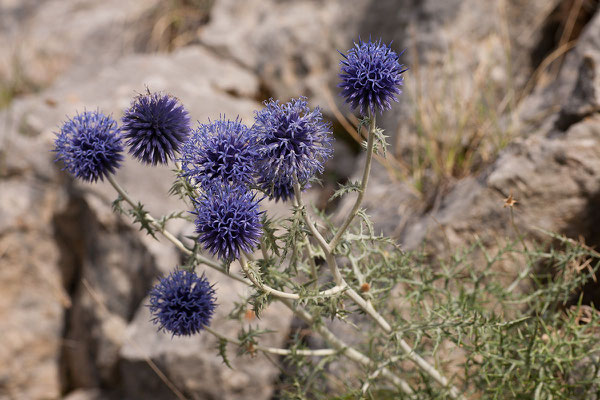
[0,176,67,400]
[200,0,565,159]
[0,0,161,93]
[55,193,159,390]
[200,0,369,109]
[405,7,600,251]
[63,388,116,400]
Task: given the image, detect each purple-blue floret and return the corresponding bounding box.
[122,92,191,165]
[193,185,262,261]
[262,177,295,203]
[180,117,259,189]
[149,269,217,336]
[54,110,124,182]
[252,97,333,201]
[339,39,406,115]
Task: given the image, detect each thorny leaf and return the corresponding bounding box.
[112,195,125,215]
[329,180,361,202]
[372,127,389,156]
[129,202,157,239]
[217,338,233,369]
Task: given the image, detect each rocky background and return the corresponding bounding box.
[1,0,600,399]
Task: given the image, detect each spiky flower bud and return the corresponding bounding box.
[339,39,406,115]
[180,117,258,189]
[122,92,191,165]
[252,97,333,202]
[54,111,124,182]
[193,185,262,261]
[149,269,217,336]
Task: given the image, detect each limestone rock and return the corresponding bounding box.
[55,193,158,390]
[63,388,117,400]
[200,0,369,109]
[200,0,564,157]
[0,176,67,399]
[0,0,161,92]
[401,8,600,254]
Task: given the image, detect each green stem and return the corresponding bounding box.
[329,110,377,250]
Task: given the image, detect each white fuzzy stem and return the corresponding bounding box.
[292,179,331,254]
[292,181,343,285]
[203,326,337,356]
[345,288,464,399]
[280,299,415,396]
[240,254,346,300]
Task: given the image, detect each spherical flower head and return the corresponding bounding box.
[339,39,406,115]
[252,97,333,201]
[180,117,259,189]
[54,111,124,182]
[122,92,191,165]
[193,185,262,262]
[149,269,216,336]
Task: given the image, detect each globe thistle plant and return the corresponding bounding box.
[122,92,191,165]
[339,39,406,115]
[180,117,259,189]
[51,37,489,400]
[54,110,124,182]
[252,97,333,201]
[149,269,217,336]
[193,185,262,262]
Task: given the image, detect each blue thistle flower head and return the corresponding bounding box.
[262,176,295,203]
[180,117,259,189]
[122,92,191,165]
[339,39,407,115]
[149,269,217,336]
[193,185,262,262]
[53,110,124,182]
[252,97,333,201]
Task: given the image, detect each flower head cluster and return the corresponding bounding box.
[122,92,191,165]
[252,98,333,201]
[180,117,258,188]
[339,39,406,115]
[149,269,216,336]
[193,185,262,261]
[54,111,124,182]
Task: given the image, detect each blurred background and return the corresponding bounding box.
[1,0,600,399]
